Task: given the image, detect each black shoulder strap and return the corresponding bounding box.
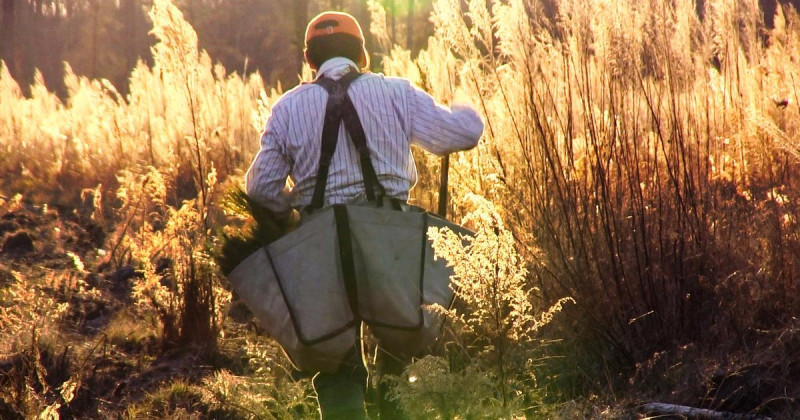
[306,70,386,212]
[340,95,386,203]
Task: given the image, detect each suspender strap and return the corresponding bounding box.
[307,71,361,211]
[306,70,387,212]
[340,96,387,203]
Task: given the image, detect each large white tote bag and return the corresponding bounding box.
[227,203,472,373]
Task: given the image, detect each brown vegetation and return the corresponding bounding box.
[1,0,799,418]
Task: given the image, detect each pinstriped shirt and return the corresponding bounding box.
[245,57,484,213]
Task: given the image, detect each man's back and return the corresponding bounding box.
[245,57,483,213]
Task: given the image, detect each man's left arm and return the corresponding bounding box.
[404,82,484,155]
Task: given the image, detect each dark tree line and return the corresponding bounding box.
[1,0,150,96]
[0,0,432,98]
[6,0,791,99]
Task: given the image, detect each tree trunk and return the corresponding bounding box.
[406,0,414,50]
[121,0,137,93]
[187,0,194,22]
[641,402,766,420]
[293,0,309,74]
[91,0,99,78]
[1,0,14,72]
[389,0,396,44]
[356,0,372,69]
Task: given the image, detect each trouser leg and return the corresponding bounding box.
[376,347,411,420]
[313,338,368,420]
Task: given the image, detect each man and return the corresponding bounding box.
[245,11,483,419]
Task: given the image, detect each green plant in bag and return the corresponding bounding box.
[215,186,298,276]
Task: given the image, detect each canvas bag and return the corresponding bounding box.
[227,70,472,372]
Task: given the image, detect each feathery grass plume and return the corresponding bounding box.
[149,0,199,81]
[0,0,799,415]
[368,0,393,54]
[432,0,480,61]
[376,0,800,408]
[0,0,265,209]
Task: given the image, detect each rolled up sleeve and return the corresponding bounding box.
[407,84,484,156]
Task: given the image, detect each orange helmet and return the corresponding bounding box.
[304,11,369,69]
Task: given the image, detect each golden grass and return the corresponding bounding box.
[1,0,799,417]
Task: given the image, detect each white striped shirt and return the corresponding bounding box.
[245,57,484,213]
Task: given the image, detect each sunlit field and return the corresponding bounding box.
[1,0,799,418]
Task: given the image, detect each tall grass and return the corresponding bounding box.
[375,0,800,396]
[1,0,800,414]
[0,0,268,209]
[0,0,279,352]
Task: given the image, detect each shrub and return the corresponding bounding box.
[377,0,800,402]
[111,164,230,350]
[388,194,572,418]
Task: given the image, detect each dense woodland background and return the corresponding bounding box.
[4,0,799,97]
[0,0,441,97]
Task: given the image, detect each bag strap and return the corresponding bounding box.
[340,95,387,203]
[306,70,387,212]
